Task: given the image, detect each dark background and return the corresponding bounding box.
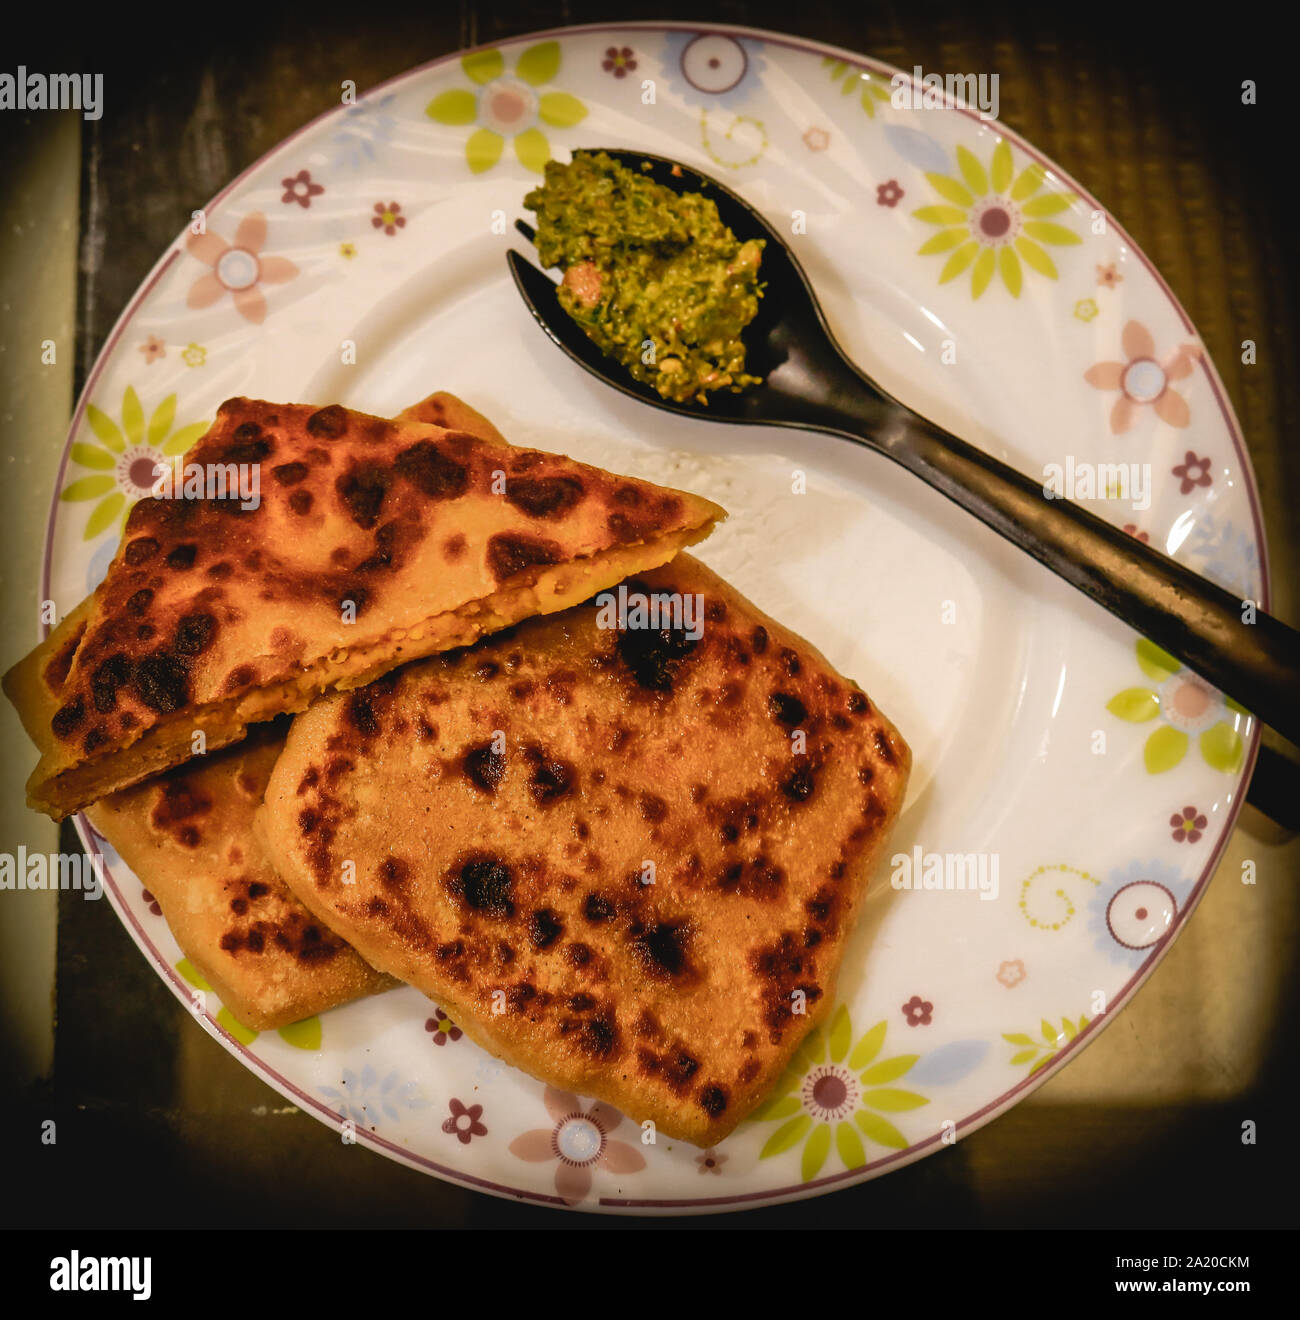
[2,0,1296,1230]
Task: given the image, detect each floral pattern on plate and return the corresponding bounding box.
[509,1087,646,1204]
[425,42,588,174]
[1106,639,1246,774]
[61,386,209,539]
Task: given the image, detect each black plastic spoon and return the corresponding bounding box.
[507,148,1300,745]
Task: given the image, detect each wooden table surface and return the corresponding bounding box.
[3,0,1297,1229]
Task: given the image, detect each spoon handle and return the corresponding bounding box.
[815,374,1300,745]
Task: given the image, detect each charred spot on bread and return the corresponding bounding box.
[394,439,469,500]
[872,729,897,765]
[524,745,575,805]
[90,655,130,713]
[505,474,585,518]
[528,908,563,949]
[131,653,190,713]
[380,857,410,890]
[51,698,85,738]
[486,533,562,583]
[630,920,691,980]
[768,691,806,728]
[124,537,159,566]
[615,624,699,693]
[335,463,390,529]
[583,892,615,923]
[174,613,216,656]
[306,404,348,438]
[781,764,815,803]
[463,741,506,793]
[271,461,309,486]
[580,1011,620,1058]
[446,852,515,918]
[149,775,214,841]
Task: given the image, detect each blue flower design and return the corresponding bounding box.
[86,535,119,594]
[884,124,951,174]
[327,92,398,170]
[661,32,765,108]
[907,1039,990,1086]
[1179,513,1260,599]
[320,1064,430,1128]
[1089,859,1193,969]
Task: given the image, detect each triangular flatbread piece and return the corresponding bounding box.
[6,395,724,818]
[73,395,495,1032]
[85,719,398,1031]
[256,554,910,1145]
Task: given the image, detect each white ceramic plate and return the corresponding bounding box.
[48,22,1265,1213]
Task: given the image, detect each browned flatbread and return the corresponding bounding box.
[27,395,511,1031]
[85,719,398,1031]
[256,554,910,1145]
[4,395,725,819]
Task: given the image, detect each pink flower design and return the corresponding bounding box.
[509,1086,646,1205]
[185,213,299,325]
[902,995,933,1026]
[138,335,165,364]
[695,1148,727,1175]
[441,1098,487,1145]
[996,959,1026,988]
[1096,262,1122,288]
[372,201,406,236]
[1170,805,1207,843]
[602,46,637,78]
[1083,320,1200,434]
[280,168,324,208]
[876,179,904,207]
[1171,450,1213,495]
[802,126,830,152]
[424,1009,462,1047]
[1122,523,1150,544]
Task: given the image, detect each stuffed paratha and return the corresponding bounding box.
[257,555,909,1144]
[12,394,522,1030]
[85,719,397,1031]
[6,395,724,818]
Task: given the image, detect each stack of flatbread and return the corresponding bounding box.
[5,390,909,1144]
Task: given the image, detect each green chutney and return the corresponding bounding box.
[523,151,765,405]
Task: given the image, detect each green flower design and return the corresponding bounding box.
[425,42,587,174]
[1003,1015,1089,1073]
[1106,639,1246,774]
[914,143,1081,298]
[176,959,321,1049]
[822,58,892,117]
[750,1007,928,1181]
[61,386,209,541]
